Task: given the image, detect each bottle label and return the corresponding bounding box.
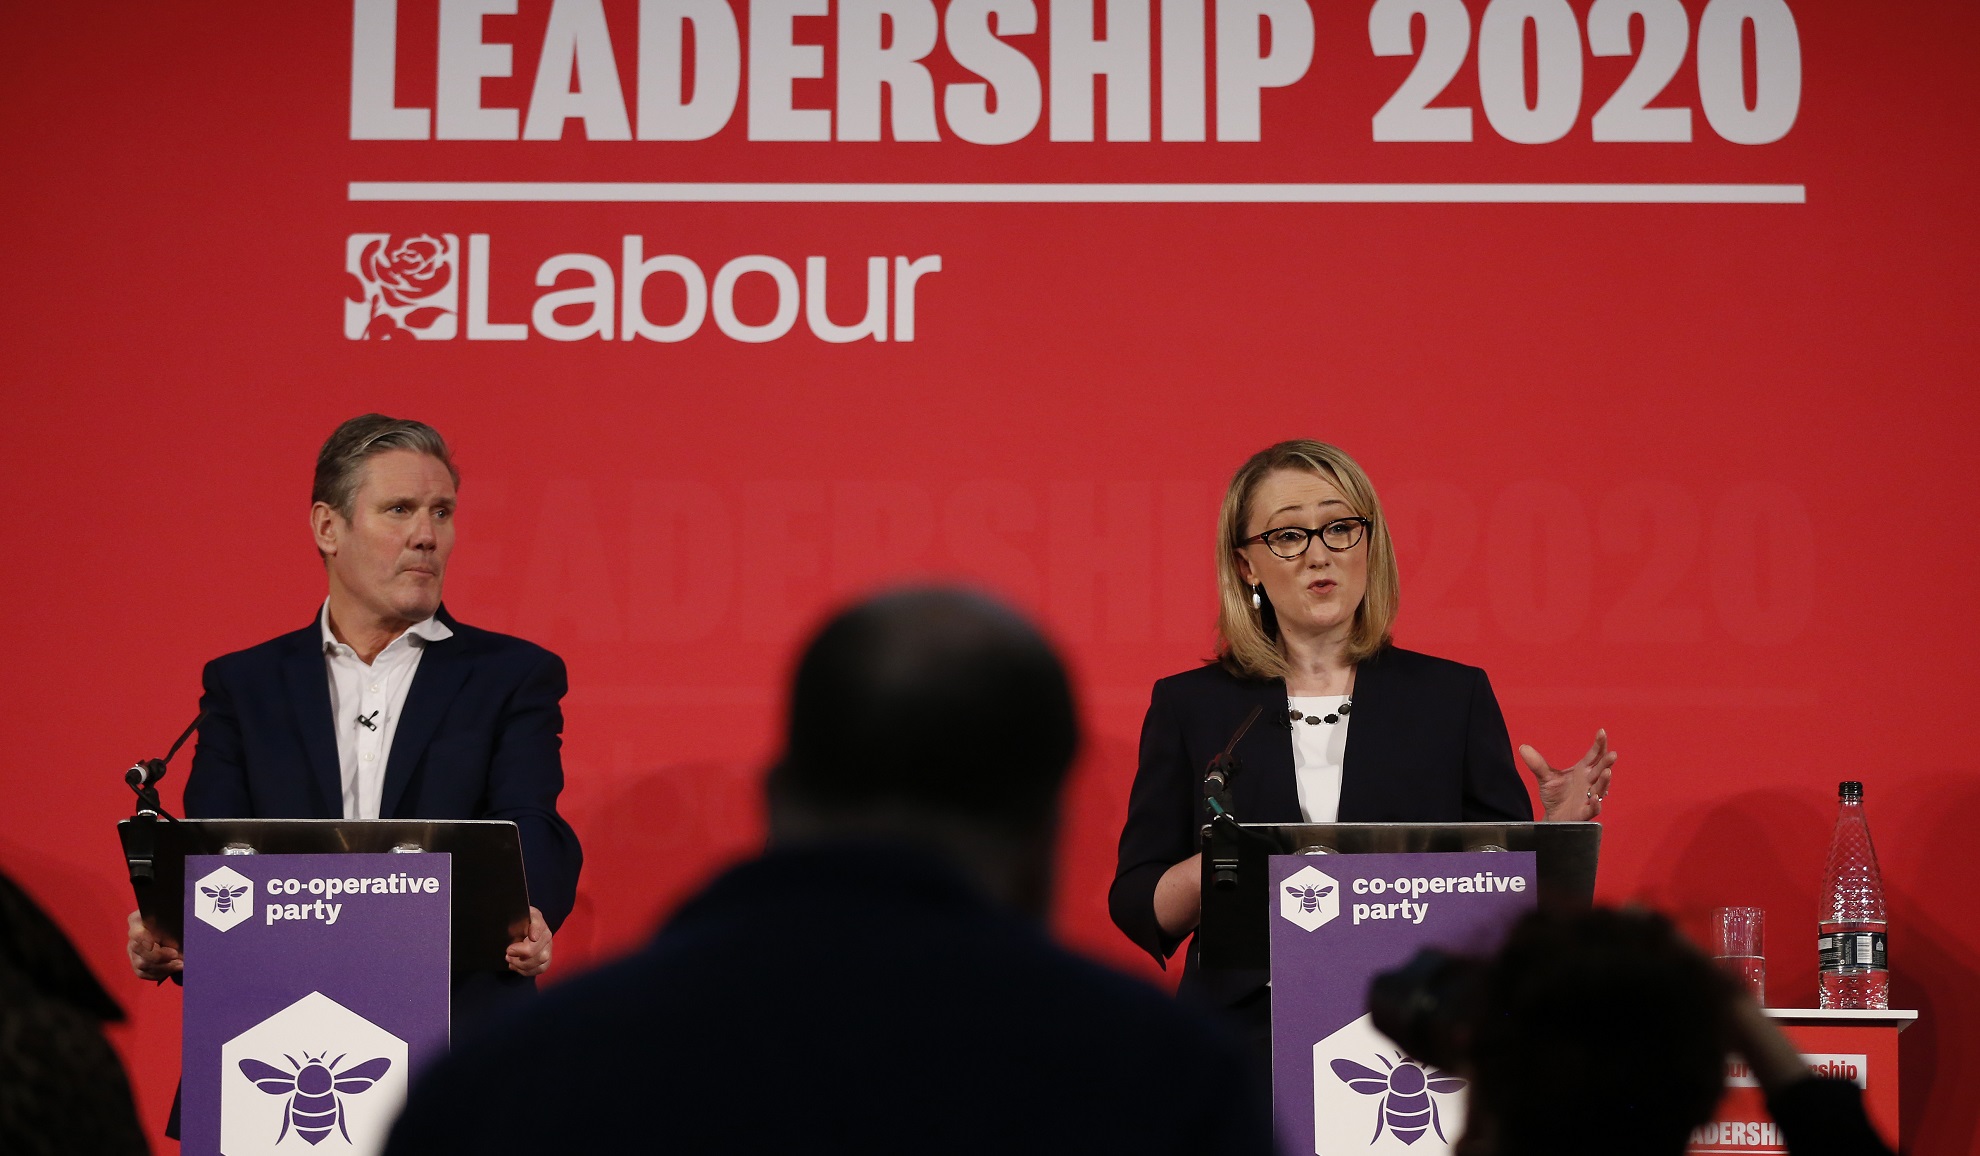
[1818,932,1888,970]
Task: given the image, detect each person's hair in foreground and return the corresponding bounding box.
[1461,908,1738,1156]
[1374,905,1893,1156]
[765,587,1080,913]
[1,871,147,1155]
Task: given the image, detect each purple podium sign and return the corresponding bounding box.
[1270,851,1537,1156]
[182,852,451,1156]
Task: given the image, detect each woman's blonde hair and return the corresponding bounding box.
[1214,440,1399,678]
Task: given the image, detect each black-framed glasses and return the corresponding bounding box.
[1242,517,1370,559]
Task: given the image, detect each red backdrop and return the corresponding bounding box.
[2,1,1975,1151]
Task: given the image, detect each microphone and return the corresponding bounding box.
[1204,705,1264,800]
[356,711,379,731]
[124,710,204,819]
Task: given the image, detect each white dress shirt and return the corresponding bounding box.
[320,601,454,820]
[1288,695,1351,823]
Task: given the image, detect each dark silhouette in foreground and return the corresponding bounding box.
[386,588,1274,1156]
[1,870,148,1155]
[1372,907,1898,1156]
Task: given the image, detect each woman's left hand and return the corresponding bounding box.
[1519,729,1616,821]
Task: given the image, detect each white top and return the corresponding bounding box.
[1760,1008,1918,1032]
[1288,695,1351,823]
[320,601,453,820]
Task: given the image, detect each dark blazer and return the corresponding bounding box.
[385,843,1276,1156]
[1109,646,1532,1008]
[183,606,582,930]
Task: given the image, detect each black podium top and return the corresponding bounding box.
[120,817,531,972]
[1198,820,1601,970]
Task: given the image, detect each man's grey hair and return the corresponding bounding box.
[312,414,459,519]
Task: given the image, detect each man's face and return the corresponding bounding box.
[314,450,456,626]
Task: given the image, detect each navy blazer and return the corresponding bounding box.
[386,843,1275,1156]
[1109,646,1532,1007]
[182,606,583,930]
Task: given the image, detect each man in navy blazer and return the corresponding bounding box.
[127,415,581,994]
[178,607,580,934]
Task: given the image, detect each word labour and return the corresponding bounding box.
[347,233,941,343]
[1349,871,1529,926]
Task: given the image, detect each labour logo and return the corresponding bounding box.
[1279,864,1341,931]
[194,865,255,933]
[345,234,458,340]
[221,992,409,1156]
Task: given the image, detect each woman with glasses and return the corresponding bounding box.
[1109,440,1615,1036]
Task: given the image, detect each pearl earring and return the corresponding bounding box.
[1252,584,1264,611]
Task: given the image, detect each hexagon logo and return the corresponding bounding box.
[193,864,255,933]
[1279,864,1341,932]
[221,991,408,1156]
[1313,1013,1467,1154]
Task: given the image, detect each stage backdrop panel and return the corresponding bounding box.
[0,3,1975,1152]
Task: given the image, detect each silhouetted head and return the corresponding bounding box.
[0,872,123,1023]
[1459,908,1740,1156]
[766,588,1080,911]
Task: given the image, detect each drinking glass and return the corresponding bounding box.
[1713,906,1766,1005]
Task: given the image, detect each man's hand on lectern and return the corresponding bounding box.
[506,906,552,978]
[127,909,183,981]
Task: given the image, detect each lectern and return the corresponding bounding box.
[1196,819,1601,1156]
[120,817,531,1156]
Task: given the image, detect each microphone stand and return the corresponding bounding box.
[1203,706,1263,891]
[1196,703,1293,971]
[121,712,201,895]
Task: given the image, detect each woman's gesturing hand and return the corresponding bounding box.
[1519,729,1617,822]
